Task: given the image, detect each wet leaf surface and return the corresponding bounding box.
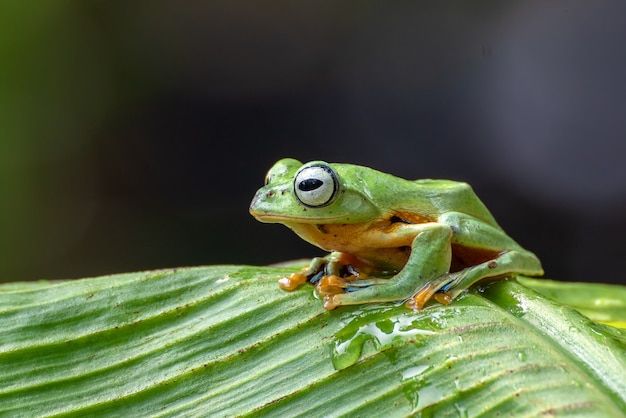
[1,267,625,416]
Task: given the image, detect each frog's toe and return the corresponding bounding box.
[405,283,438,310]
[316,274,356,297]
[323,294,340,310]
[278,272,309,291]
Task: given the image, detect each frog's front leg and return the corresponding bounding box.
[278,251,362,291]
[324,223,453,309]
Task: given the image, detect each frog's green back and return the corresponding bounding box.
[334,163,500,227]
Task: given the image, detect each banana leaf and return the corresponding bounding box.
[1,265,625,417]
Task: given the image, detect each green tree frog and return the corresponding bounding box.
[250,158,543,310]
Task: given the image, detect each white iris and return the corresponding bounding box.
[294,165,338,207]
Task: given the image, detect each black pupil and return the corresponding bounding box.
[298,178,323,191]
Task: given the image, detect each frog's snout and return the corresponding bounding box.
[249,187,275,217]
[250,185,292,223]
[249,190,264,216]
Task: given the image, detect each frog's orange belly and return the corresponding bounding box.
[287,221,415,271]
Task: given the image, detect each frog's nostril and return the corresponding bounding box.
[266,191,275,197]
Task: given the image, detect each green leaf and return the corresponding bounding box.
[518,277,626,329]
[1,266,625,416]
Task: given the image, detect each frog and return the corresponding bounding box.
[249,158,543,310]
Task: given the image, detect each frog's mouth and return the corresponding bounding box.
[250,212,349,224]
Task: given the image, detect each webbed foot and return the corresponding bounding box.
[277,252,367,292]
[405,283,453,310]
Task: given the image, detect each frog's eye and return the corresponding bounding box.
[294,164,339,207]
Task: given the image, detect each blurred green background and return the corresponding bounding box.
[1,2,625,284]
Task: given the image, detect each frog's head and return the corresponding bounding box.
[250,158,380,224]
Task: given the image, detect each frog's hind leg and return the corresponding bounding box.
[408,211,544,310]
[444,250,543,299]
[409,249,543,310]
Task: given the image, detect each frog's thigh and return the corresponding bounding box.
[439,211,541,271]
[329,224,452,306]
[439,211,521,250]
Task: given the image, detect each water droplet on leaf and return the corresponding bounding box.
[331,305,438,370]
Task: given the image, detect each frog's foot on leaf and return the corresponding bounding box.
[319,275,393,301]
[279,252,370,293]
[316,274,358,297]
[319,275,402,309]
[277,256,341,292]
[406,284,453,311]
[405,273,461,310]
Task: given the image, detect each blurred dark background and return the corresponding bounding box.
[1,2,625,284]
